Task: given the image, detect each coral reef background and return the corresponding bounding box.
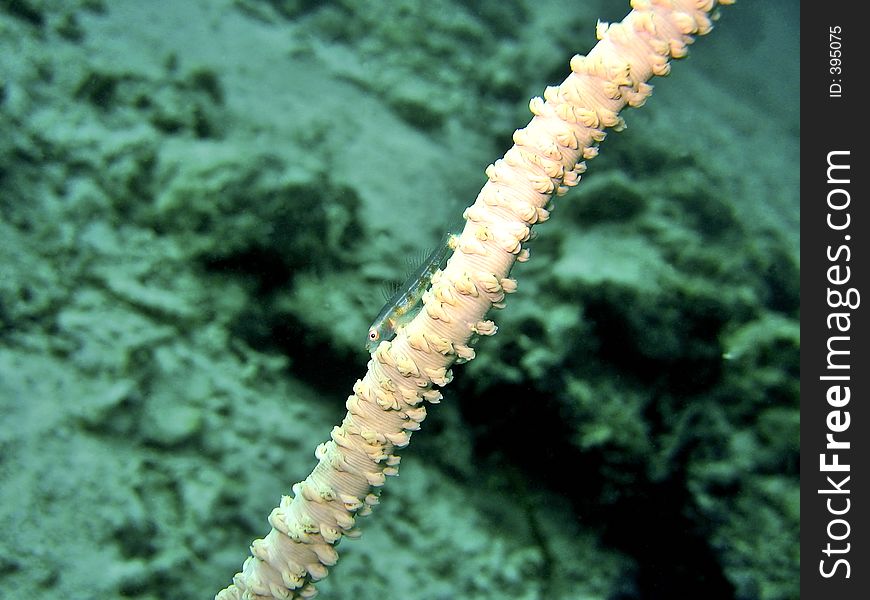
[0,1,799,599]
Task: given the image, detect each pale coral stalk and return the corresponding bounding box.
[216,1,733,598]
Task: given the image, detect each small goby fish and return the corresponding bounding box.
[366,231,457,353]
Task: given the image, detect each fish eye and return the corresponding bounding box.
[368,329,379,341]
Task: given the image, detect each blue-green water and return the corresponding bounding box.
[0,1,799,599]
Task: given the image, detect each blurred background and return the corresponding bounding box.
[0,1,799,598]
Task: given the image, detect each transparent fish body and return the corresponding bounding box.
[366,232,456,353]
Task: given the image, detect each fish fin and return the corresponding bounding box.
[381,280,401,301]
[403,246,431,276]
